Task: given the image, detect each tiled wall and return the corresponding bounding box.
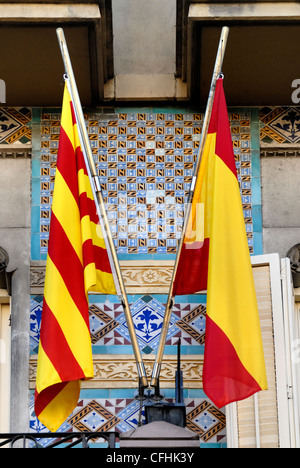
[27,104,265,448]
[3,103,300,446]
[1,103,266,448]
[30,294,228,447]
[0,106,31,145]
[31,106,262,260]
[260,106,300,146]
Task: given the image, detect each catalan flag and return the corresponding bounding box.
[35,84,117,431]
[173,78,267,408]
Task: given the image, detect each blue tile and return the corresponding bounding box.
[31,234,41,260]
[252,205,263,232]
[251,177,262,205]
[31,206,40,233]
[31,178,41,205]
[36,107,258,262]
[253,232,264,255]
[80,389,110,398]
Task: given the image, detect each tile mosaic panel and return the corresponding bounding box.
[0,106,31,144]
[29,394,226,448]
[29,294,226,447]
[29,105,258,449]
[260,106,300,146]
[38,109,254,256]
[30,295,206,356]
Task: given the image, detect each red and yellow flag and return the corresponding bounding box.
[173,78,267,408]
[35,84,117,431]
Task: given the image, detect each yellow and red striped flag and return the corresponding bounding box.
[173,78,267,408]
[35,84,117,431]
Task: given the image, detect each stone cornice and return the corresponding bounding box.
[0,146,31,158]
[261,147,300,157]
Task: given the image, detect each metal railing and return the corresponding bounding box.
[0,431,118,448]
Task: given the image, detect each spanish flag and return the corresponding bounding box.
[35,84,117,431]
[173,78,267,408]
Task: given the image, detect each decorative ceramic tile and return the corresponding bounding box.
[260,106,300,146]
[68,399,122,433]
[38,109,254,255]
[30,295,206,355]
[29,294,226,446]
[185,399,226,443]
[89,297,206,353]
[0,107,31,144]
[29,394,226,447]
[172,303,206,346]
[30,296,43,354]
[114,397,148,432]
[116,295,179,352]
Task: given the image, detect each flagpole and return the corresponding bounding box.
[56,28,148,389]
[150,26,230,389]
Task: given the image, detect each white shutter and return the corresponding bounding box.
[0,302,11,433]
[226,254,291,448]
[281,257,300,447]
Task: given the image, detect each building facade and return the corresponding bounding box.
[1,0,300,448]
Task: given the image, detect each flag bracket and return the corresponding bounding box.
[190,175,197,193]
[145,340,186,428]
[92,174,102,193]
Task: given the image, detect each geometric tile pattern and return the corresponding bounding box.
[0,107,31,144]
[260,106,300,146]
[68,399,122,433]
[26,103,279,449]
[29,297,43,354]
[39,109,254,255]
[174,303,206,346]
[30,295,206,355]
[7,102,299,447]
[29,394,226,447]
[90,297,206,354]
[89,304,121,345]
[115,295,180,351]
[29,294,227,446]
[186,399,226,443]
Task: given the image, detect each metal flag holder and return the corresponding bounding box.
[145,339,186,427]
[150,26,230,394]
[56,28,148,392]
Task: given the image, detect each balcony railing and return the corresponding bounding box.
[0,431,118,448]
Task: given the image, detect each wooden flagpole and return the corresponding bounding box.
[151,26,230,389]
[56,28,148,389]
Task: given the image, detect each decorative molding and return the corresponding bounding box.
[30,260,175,294]
[29,354,203,389]
[30,261,46,294]
[0,147,31,158]
[119,260,174,293]
[261,148,300,158]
